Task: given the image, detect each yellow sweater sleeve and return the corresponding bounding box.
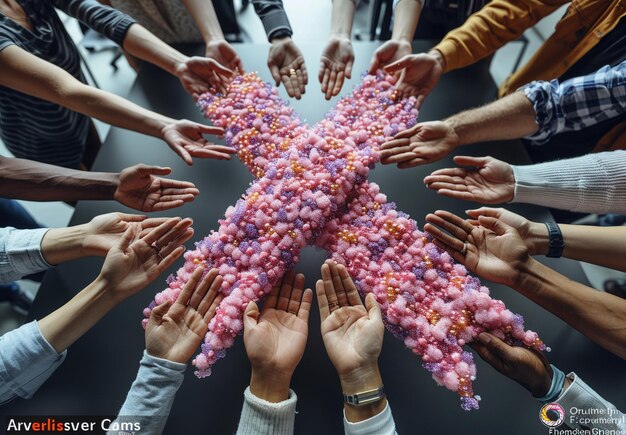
[433,0,568,72]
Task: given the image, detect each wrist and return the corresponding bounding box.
[270,35,291,44]
[41,225,89,265]
[512,257,543,293]
[338,363,382,394]
[428,49,446,71]
[250,367,293,403]
[527,221,549,256]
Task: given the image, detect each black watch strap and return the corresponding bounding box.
[545,222,564,258]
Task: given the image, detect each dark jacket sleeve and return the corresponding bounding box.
[52,0,136,45]
[251,0,292,41]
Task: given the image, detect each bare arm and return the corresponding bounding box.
[330,0,356,38]
[181,0,225,43]
[391,0,422,43]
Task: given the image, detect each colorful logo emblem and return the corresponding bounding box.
[540,403,565,427]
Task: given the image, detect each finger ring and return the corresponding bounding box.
[288,309,298,315]
[289,68,297,76]
[151,242,160,251]
[328,301,339,309]
[460,242,468,255]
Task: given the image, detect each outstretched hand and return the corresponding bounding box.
[205,40,244,74]
[319,37,354,100]
[380,121,460,168]
[98,217,194,301]
[175,56,234,97]
[244,271,312,401]
[382,51,444,106]
[161,120,235,165]
[114,164,199,212]
[424,156,515,203]
[424,210,530,287]
[471,332,553,398]
[268,37,308,100]
[146,267,223,364]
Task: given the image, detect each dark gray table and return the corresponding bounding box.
[4,42,625,435]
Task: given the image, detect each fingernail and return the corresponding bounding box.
[478,333,491,345]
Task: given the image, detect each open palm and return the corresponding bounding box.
[146,267,224,364]
[424,156,515,203]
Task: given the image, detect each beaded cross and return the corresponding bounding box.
[143,72,546,410]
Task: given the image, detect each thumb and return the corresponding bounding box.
[195,123,225,136]
[269,64,281,86]
[368,53,381,74]
[383,56,411,74]
[142,165,172,176]
[210,60,234,77]
[478,216,510,236]
[365,293,382,324]
[453,155,490,168]
[116,225,137,252]
[150,300,172,325]
[477,332,512,360]
[243,301,260,331]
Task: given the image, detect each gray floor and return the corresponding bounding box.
[1,1,623,335]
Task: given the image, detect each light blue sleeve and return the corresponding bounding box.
[0,227,51,284]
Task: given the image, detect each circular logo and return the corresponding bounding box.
[540,403,565,427]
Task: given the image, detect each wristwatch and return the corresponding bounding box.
[544,221,564,258]
[343,386,385,406]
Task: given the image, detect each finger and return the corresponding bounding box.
[196,124,226,136]
[327,260,348,307]
[315,279,330,321]
[477,332,511,360]
[296,68,306,94]
[287,273,305,315]
[415,94,426,110]
[379,137,411,150]
[393,125,419,139]
[318,61,326,83]
[173,143,193,166]
[278,270,295,311]
[434,189,477,202]
[364,293,382,323]
[115,213,147,223]
[203,293,224,324]
[426,182,469,193]
[264,279,281,309]
[434,210,476,234]
[149,300,172,325]
[478,216,510,236]
[243,300,260,330]
[189,268,219,309]
[198,273,223,316]
[425,212,470,242]
[321,263,340,309]
[152,199,190,212]
[269,65,281,86]
[466,207,502,219]
[117,225,137,252]
[141,217,171,230]
[300,62,309,85]
[345,60,353,79]
[383,56,411,74]
[297,288,313,322]
[154,245,185,275]
[338,263,361,306]
[156,218,193,249]
[368,53,380,74]
[453,155,490,167]
[178,267,204,306]
[210,60,234,77]
[281,74,296,98]
[424,222,465,252]
[159,179,198,190]
[380,151,419,164]
[398,157,429,168]
[187,148,233,160]
[432,239,466,264]
[143,165,172,176]
[326,69,337,100]
[332,70,344,96]
[290,72,302,99]
[424,167,468,180]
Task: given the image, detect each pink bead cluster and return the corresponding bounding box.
[143,72,545,410]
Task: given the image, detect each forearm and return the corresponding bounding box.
[511,150,626,214]
[515,259,626,359]
[182,0,225,43]
[40,225,91,265]
[37,278,117,353]
[0,156,117,202]
[122,25,188,76]
[447,91,537,145]
[391,0,422,42]
[329,0,356,39]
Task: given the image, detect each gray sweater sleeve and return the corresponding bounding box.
[236,386,298,435]
[511,150,626,214]
[110,351,186,435]
[0,227,51,284]
[556,372,625,431]
[53,0,136,45]
[0,320,66,404]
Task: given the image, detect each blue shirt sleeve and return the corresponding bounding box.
[521,60,626,145]
[0,227,51,284]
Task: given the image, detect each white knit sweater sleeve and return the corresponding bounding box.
[344,403,397,435]
[510,150,626,214]
[236,386,298,435]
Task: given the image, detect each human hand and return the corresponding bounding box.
[424,156,515,203]
[382,51,444,105]
[161,119,235,165]
[424,210,530,287]
[319,36,354,100]
[471,332,553,397]
[97,217,194,302]
[316,260,384,388]
[146,267,223,364]
[244,271,312,402]
[114,164,199,212]
[465,208,547,256]
[368,39,412,75]
[205,39,244,73]
[175,56,234,97]
[268,37,308,99]
[380,121,459,168]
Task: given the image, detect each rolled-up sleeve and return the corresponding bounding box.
[521,60,626,145]
[0,227,51,284]
[252,0,292,41]
[52,0,136,45]
[0,320,66,404]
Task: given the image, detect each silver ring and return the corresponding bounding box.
[460,242,468,255]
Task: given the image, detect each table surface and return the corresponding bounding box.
[4,42,625,435]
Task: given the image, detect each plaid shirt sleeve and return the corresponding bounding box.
[520,60,626,145]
